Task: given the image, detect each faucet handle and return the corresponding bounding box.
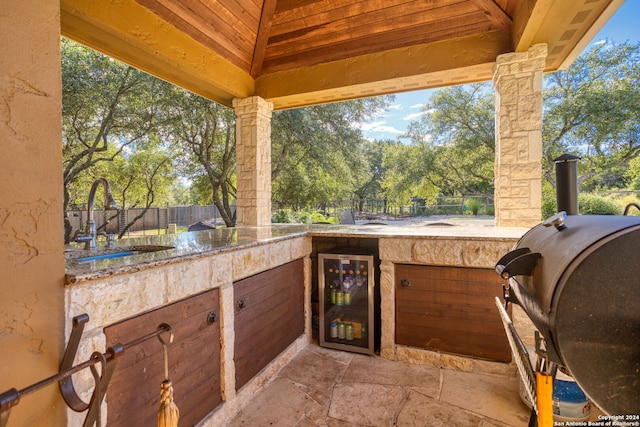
[105,234,116,249]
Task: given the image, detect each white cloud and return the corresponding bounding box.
[360,120,387,132]
[360,120,404,135]
[409,103,424,109]
[375,125,404,134]
[403,112,423,121]
[387,103,403,111]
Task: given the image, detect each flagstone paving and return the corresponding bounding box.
[226,344,531,426]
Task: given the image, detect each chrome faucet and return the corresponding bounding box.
[77,178,118,250]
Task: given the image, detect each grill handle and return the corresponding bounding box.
[542,211,568,231]
[495,248,541,279]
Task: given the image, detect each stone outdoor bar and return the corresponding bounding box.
[60,223,528,425]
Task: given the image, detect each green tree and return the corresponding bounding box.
[88,141,176,237]
[62,38,176,242]
[381,141,440,207]
[161,89,237,226]
[385,83,495,205]
[271,98,392,210]
[353,140,392,211]
[543,41,640,190]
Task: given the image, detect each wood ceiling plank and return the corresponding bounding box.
[274,0,325,14]
[271,0,429,33]
[268,1,478,50]
[263,16,495,73]
[468,0,513,31]
[496,0,519,17]
[217,0,261,28]
[251,0,277,78]
[267,4,487,59]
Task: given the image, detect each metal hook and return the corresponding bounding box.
[156,324,174,381]
[83,345,122,427]
[83,352,106,427]
[60,314,91,412]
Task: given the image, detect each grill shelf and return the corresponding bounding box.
[495,297,537,413]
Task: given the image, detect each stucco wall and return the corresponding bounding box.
[0,1,66,425]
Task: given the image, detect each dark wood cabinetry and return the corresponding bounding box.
[104,289,221,427]
[234,259,305,390]
[395,264,511,362]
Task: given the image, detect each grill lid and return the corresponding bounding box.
[502,214,640,313]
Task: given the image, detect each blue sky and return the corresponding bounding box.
[361,1,640,140]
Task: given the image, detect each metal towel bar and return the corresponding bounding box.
[0,314,172,427]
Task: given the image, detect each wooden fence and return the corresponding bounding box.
[66,205,223,236]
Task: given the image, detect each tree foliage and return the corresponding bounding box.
[383,83,495,206]
[543,41,640,190]
[383,41,640,207]
[271,98,392,210]
[160,89,237,226]
[62,35,639,229]
[61,38,177,242]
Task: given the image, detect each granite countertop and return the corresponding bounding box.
[65,223,527,284]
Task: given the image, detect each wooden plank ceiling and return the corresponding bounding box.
[61,0,623,109]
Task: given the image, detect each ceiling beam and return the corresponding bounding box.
[251,0,278,78]
[469,0,513,32]
[512,0,554,52]
[256,30,512,110]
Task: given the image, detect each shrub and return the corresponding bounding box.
[542,193,623,218]
[272,209,336,224]
[578,194,621,215]
[541,196,557,220]
[466,198,482,215]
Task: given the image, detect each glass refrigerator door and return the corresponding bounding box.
[319,253,374,354]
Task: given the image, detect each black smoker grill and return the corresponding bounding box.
[496,213,640,415]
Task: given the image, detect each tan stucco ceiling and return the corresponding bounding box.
[60,0,624,110]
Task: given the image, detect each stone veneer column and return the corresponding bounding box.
[233,96,274,226]
[379,261,396,359]
[493,44,547,227]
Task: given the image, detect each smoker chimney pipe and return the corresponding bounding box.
[554,154,580,215]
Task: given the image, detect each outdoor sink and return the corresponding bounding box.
[71,245,174,263]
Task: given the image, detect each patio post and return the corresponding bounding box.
[233,96,274,226]
[493,44,547,227]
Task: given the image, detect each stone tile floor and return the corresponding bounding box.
[226,344,532,426]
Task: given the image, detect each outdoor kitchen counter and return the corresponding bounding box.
[64,224,309,284]
[65,223,527,284]
[62,222,529,425]
[65,224,527,285]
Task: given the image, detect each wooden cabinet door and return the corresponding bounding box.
[234,259,305,390]
[395,264,511,362]
[104,289,221,426]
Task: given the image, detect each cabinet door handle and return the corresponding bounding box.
[207,310,218,324]
[400,278,411,288]
[237,299,246,310]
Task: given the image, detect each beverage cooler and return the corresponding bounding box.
[318,252,374,355]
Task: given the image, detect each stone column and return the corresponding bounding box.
[493,44,547,227]
[1,1,66,425]
[379,260,396,360]
[233,96,274,226]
